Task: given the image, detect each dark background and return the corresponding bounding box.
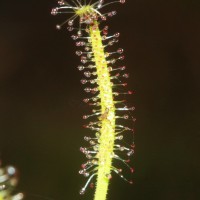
[0,0,200,200]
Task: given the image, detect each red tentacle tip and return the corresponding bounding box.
[130,168,135,173]
[123,83,128,86]
[81,164,86,169]
[118,168,122,173]
[120,0,126,4]
[131,144,135,149]
[83,115,88,119]
[128,90,134,95]
[80,147,86,153]
[79,188,85,195]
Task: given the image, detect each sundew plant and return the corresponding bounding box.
[0,164,23,200]
[51,0,135,200]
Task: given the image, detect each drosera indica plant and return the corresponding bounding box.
[0,163,24,200]
[51,0,135,200]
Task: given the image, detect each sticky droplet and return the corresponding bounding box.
[79,188,85,195]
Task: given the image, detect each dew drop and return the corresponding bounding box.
[85,47,90,51]
[122,83,128,86]
[114,32,120,37]
[108,40,114,46]
[103,29,108,35]
[81,79,87,84]
[80,147,86,153]
[84,88,91,93]
[104,25,109,31]
[84,136,90,141]
[15,193,24,200]
[83,115,89,119]
[71,35,78,40]
[129,180,133,184]
[81,58,87,64]
[88,53,93,59]
[112,11,117,15]
[56,25,61,30]
[108,11,117,17]
[90,80,96,84]
[79,188,85,195]
[119,55,125,60]
[117,48,124,54]
[127,150,134,156]
[114,92,119,96]
[92,159,98,165]
[118,168,122,173]
[76,42,81,47]
[110,59,116,64]
[122,73,129,78]
[119,146,125,151]
[77,30,82,37]
[90,140,96,145]
[123,115,129,119]
[88,65,94,69]
[68,20,74,26]
[58,1,65,5]
[81,41,86,46]
[130,168,135,173]
[79,170,84,174]
[81,164,86,169]
[84,71,91,78]
[95,132,100,138]
[67,26,74,32]
[76,51,83,56]
[132,118,136,123]
[84,172,90,177]
[131,143,136,149]
[108,67,112,71]
[51,8,58,16]
[83,98,89,103]
[120,66,126,70]
[101,16,107,21]
[128,91,134,94]
[117,135,123,140]
[77,66,84,71]
[113,38,119,43]
[86,154,92,159]
[0,184,6,190]
[120,0,126,3]
[102,35,107,40]
[7,166,16,176]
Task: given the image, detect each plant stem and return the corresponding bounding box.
[89,22,116,200]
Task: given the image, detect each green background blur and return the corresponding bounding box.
[0,0,200,200]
